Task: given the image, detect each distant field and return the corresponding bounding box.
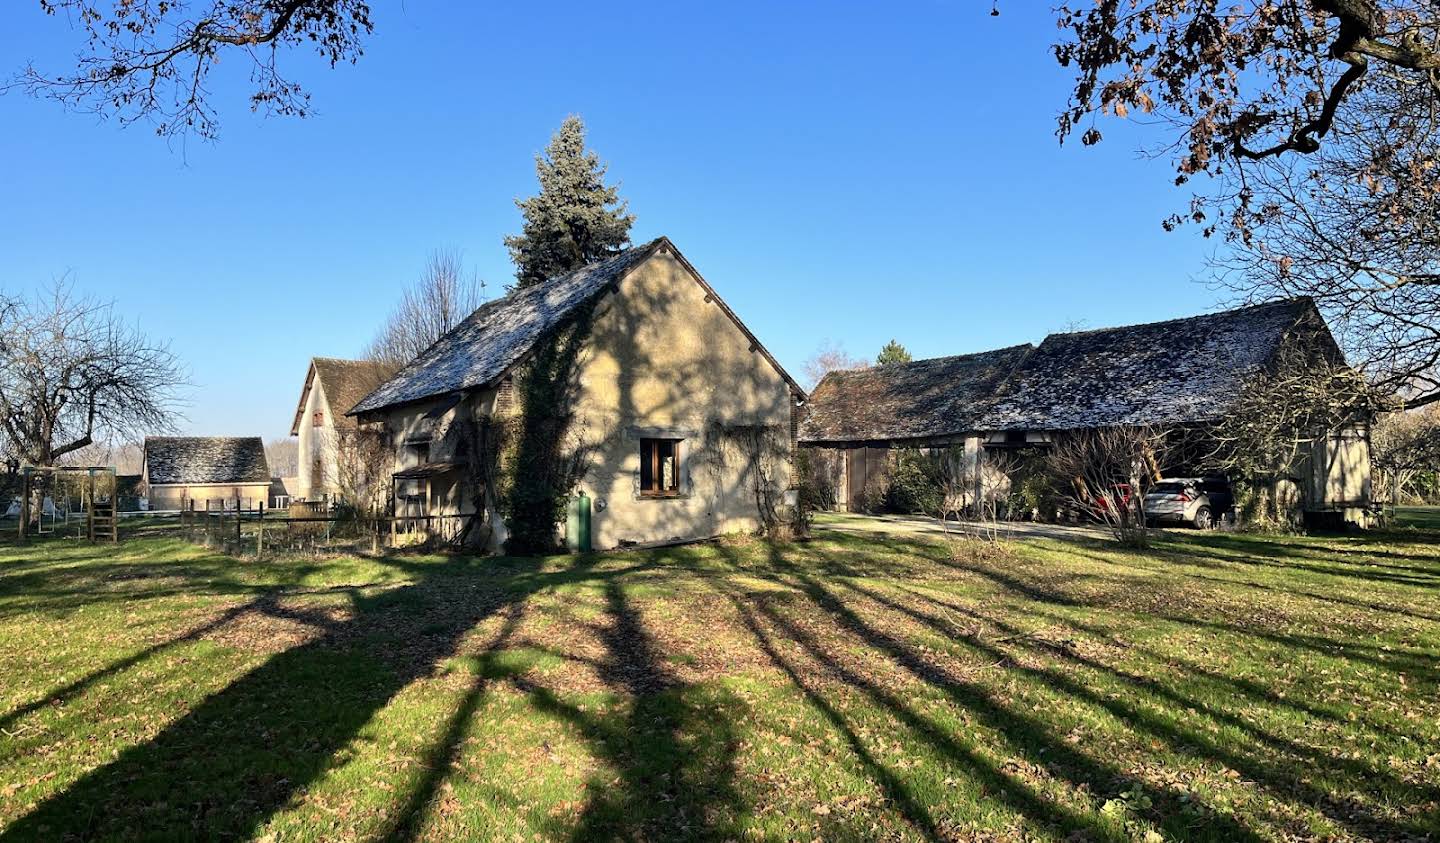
[1,522,1437,841]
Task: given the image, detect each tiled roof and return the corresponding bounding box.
[799,298,1326,442]
[977,299,1318,431]
[350,240,664,414]
[291,358,398,433]
[350,237,802,415]
[798,345,1033,443]
[143,437,270,485]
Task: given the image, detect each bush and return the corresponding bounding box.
[885,449,943,515]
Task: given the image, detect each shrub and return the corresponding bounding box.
[885,449,943,515]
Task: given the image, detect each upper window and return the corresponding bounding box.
[640,438,681,496]
[312,411,324,427]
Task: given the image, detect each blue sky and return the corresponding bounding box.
[0,1,1223,440]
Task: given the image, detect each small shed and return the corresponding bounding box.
[141,437,272,511]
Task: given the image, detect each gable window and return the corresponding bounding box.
[313,411,324,427]
[640,438,682,496]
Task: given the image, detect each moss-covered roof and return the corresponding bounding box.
[800,299,1328,442]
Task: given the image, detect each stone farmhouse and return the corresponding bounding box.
[290,357,397,502]
[348,237,804,551]
[800,299,1373,527]
[140,436,271,511]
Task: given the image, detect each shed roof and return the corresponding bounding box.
[799,298,1329,443]
[798,345,1033,444]
[143,437,270,485]
[976,299,1320,431]
[290,358,398,435]
[351,237,801,415]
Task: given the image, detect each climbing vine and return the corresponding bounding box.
[708,421,796,538]
[493,305,598,555]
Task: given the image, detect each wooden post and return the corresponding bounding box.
[256,501,264,556]
[236,495,242,544]
[87,468,97,542]
[18,469,30,543]
[972,440,984,520]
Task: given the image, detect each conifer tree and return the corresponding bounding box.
[876,340,912,366]
[505,116,634,289]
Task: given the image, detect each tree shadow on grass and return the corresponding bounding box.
[377,602,527,843]
[509,578,744,842]
[0,554,661,841]
[847,577,1440,840]
[707,544,1209,843]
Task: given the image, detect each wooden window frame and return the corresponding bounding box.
[639,438,683,497]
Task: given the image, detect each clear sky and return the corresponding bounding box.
[0,1,1224,441]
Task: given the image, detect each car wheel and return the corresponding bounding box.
[1192,506,1213,530]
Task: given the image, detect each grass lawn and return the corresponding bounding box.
[1,514,1438,841]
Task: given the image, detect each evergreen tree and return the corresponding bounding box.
[876,340,912,366]
[505,116,635,289]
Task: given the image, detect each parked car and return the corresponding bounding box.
[1143,477,1234,529]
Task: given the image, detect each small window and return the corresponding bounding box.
[313,411,324,427]
[640,438,682,496]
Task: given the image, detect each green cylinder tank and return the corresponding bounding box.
[566,492,592,553]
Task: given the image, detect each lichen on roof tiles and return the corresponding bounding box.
[977,299,1317,431]
[350,240,663,415]
[143,437,269,485]
[800,298,1325,443]
[798,344,1034,443]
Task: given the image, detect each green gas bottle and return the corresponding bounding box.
[566,492,592,553]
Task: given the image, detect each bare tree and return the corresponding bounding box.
[1052,3,1440,406]
[1216,77,1440,407]
[801,339,869,390]
[332,424,390,515]
[366,250,487,367]
[1046,427,1165,546]
[264,436,299,477]
[1197,332,1385,524]
[58,438,144,473]
[0,283,187,467]
[1370,406,1440,504]
[9,1,372,140]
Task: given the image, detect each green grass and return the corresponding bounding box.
[1396,505,1440,532]
[1,516,1438,842]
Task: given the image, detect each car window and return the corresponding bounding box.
[1152,481,1189,493]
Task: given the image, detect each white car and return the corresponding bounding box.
[1143,477,1233,529]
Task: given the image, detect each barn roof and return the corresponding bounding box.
[351,237,800,415]
[798,345,1033,444]
[143,437,270,485]
[799,298,1327,443]
[976,299,1320,431]
[290,357,398,434]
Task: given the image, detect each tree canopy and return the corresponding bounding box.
[504,116,634,290]
[1053,1,1440,406]
[367,250,486,366]
[876,340,912,366]
[0,284,187,467]
[13,1,372,140]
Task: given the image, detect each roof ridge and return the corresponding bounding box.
[1045,297,1309,340]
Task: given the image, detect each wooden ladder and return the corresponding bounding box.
[90,501,118,542]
